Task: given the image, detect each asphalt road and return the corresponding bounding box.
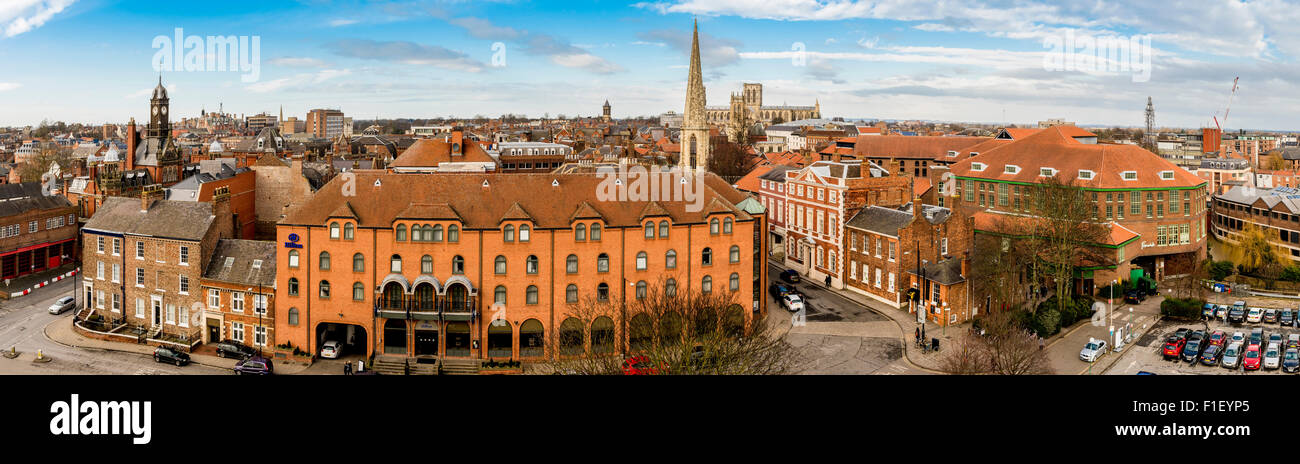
[0,277,226,375]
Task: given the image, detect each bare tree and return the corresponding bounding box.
[940,309,1054,375]
[18,144,71,183]
[540,279,800,375]
[1024,175,1111,314]
[707,139,753,180]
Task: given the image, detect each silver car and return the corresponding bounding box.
[1265,342,1282,369]
[47,296,75,314]
[1080,339,1107,362]
[1221,343,1243,369]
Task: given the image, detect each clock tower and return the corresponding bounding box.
[148,77,171,139]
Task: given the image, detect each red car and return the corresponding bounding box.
[1208,331,1227,348]
[1162,336,1186,360]
[1243,345,1263,371]
[622,356,660,375]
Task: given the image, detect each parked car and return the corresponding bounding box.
[214,340,256,359]
[781,293,805,312]
[1244,345,1263,370]
[1216,305,1230,320]
[1173,328,1192,340]
[779,269,801,284]
[153,347,190,366]
[768,283,797,300]
[1233,300,1247,312]
[1200,344,1222,366]
[1265,343,1283,369]
[1230,331,1246,346]
[47,296,75,314]
[1221,343,1243,369]
[1284,348,1300,373]
[1247,307,1265,323]
[320,340,343,359]
[1250,328,1264,348]
[1207,330,1226,347]
[622,355,660,375]
[1289,334,1300,350]
[1229,306,1247,323]
[1202,304,1217,319]
[1124,289,1145,304]
[1188,330,1206,344]
[1282,310,1296,327]
[1162,335,1186,360]
[1264,309,1279,324]
[233,356,274,375]
[1080,339,1108,362]
[1182,339,1203,363]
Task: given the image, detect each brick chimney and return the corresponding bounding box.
[125,118,137,172]
[912,196,923,222]
[451,129,464,157]
[140,184,161,212]
[961,252,970,278]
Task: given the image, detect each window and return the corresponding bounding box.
[431,225,443,242]
[254,326,266,347]
[526,285,538,304]
[730,245,740,263]
[888,273,895,292]
[330,222,340,239]
[1003,165,1019,174]
[1160,170,1175,180]
[723,218,733,234]
[658,221,669,238]
[566,284,578,303]
[448,225,459,243]
[319,280,330,298]
[179,246,188,265]
[702,248,713,266]
[452,256,465,274]
[504,225,515,242]
[729,273,740,292]
[888,242,896,262]
[396,224,407,241]
[495,286,507,305]
[288,278,299,296]
[1122,171,1138,181]
[113,238,121,255]
[111,264,120,283]
[666,250,677,269]
[566,255,578,274]
[1078,170,1094,180]
[232,322,244,342]
[1040,167,1056,177]
[112,293,120,313]
[597,283,609,301]
[421,255,433,274]
[288,308,299,325]
[179,276,189,294]
[343,223,354,240]
[636,281,648,299]
[666,279,677,297]
[526,255,539,274]
[635,251,648,270]
[702,276,713,294]
[390,254,402,273]
[575,224,586,240]
[972,162,985,172]
[941,238,948,255]
[710,218,720,234]
[597,253,609,273]
[136,241,144,259]
[136,299,144,319]
[288,250,299,268]
[353,282,364,301]
[590,223,601,240]
[319,252,330,270]
[353,253,364,272]
[232,292,245,312]
[495,255,508,274]
[519,225,530,242]
[998,183,1008,206]
[645,222,655,238]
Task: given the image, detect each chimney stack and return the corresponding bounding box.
[140,184,161,212]
[912,196,923,222]
[961,252,970,278]
[125,118,137,172]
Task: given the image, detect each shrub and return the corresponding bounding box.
[1209,260,1235,281]
[1160,297,1205,320]
[1036,308,1061,337]
[1281,265,1300,282]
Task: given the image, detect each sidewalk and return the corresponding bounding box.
[770,260,957,373]
[43,316,311,374]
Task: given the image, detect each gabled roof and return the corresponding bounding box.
[570,201,605,222]
[499,202,535,224]
[202,239,276,288]
[639,201,671,219]
[390,137,495,168]
[395,203,462,222]
[328,201,358,219]
[83,197,216,241]
[846,206,914,237]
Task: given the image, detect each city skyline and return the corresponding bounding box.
[2,0,1300,131]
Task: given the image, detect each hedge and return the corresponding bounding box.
[1160,297,1206,321]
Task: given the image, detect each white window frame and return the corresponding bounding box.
[232,292,244,313]
[179,246,189,266]
[1078,170,1095,180]
[1160,170,1175,180]
[178,275,190,295]
[971,162,986,172]
[1121,171,1138,181]
[209,289,220,308]
[1004,165,1020,174]
[1039,167,1057,177]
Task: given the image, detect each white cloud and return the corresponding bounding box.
[0,82,19,92]
[268,57,329,67]
[329,19,359,27]
[245,69,351,93]
[2,0,75,38]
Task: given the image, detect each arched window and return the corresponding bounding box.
[395,224,406,241]
[666,250,677,269]
[665,278,677,297]
[644,222,654,238]
[597,253,609,273]
[504,225,515,242]
[730,245,740,263]
[636,252,647,270]
[597,283,609,301]
[353,282,364,301]
[318,251,330,270]
[526,255,539,274]
[566,254,578,274]
[519,225,531,242]
[636,280,647,299]
[659,220,669,238]
[494,255,507,275]
[288,278,299,296]
[287,307,299,326]
[353,253,364,272]
[710,218,719,234]
[702,247,712,266]
[288,250,299,268]
[431,225,443,242]
[389,254,402,273]
[566,284,578,303]
[330,222,340,239]
[494,285,507,305]
[421,255,433,274]
[319,280,331,298]
[590,223,601,240]
[575,224,586,241]
[447,225,459,243]
[723,217,733,234]
[702,276,712,294]
[452,255,465,274]
[343,223,354,240]
[526,285,538,304]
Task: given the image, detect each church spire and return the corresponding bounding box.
[680,18,711,172]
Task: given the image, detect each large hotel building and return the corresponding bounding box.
[273,171,766,363]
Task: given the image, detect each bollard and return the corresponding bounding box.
[37,349,43,360]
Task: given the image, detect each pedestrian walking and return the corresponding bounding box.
[1038,336,1045,351]
[343,362,352,375]
[824,275,832,288]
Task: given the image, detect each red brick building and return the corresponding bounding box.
[0,183,78,284]
[200,239,276,347]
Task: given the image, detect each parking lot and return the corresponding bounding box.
[1111,304,1300,375]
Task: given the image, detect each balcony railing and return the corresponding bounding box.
[374,297,478,322]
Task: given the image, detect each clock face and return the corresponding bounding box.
[152,106,158,116]
[161,106,167,115]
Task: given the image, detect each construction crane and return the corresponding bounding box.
[1213,76,1240,131]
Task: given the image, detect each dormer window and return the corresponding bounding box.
[1160,170,1175,180]
[1039,167,1057,177]
[971,162,986,172]
[1004,165,1020,175]
[1122,171,1138,181]
[947,150,958,157]
[1078,170,1095,180]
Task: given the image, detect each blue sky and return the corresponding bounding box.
[2,0,1300,131]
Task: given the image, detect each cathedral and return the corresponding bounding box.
[706,83,820,142]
